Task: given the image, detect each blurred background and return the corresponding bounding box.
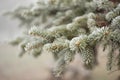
[0,0,120,80]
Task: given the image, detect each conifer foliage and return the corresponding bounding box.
[6,0,120,77]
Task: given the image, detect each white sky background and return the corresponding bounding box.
[0,0,37,42]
